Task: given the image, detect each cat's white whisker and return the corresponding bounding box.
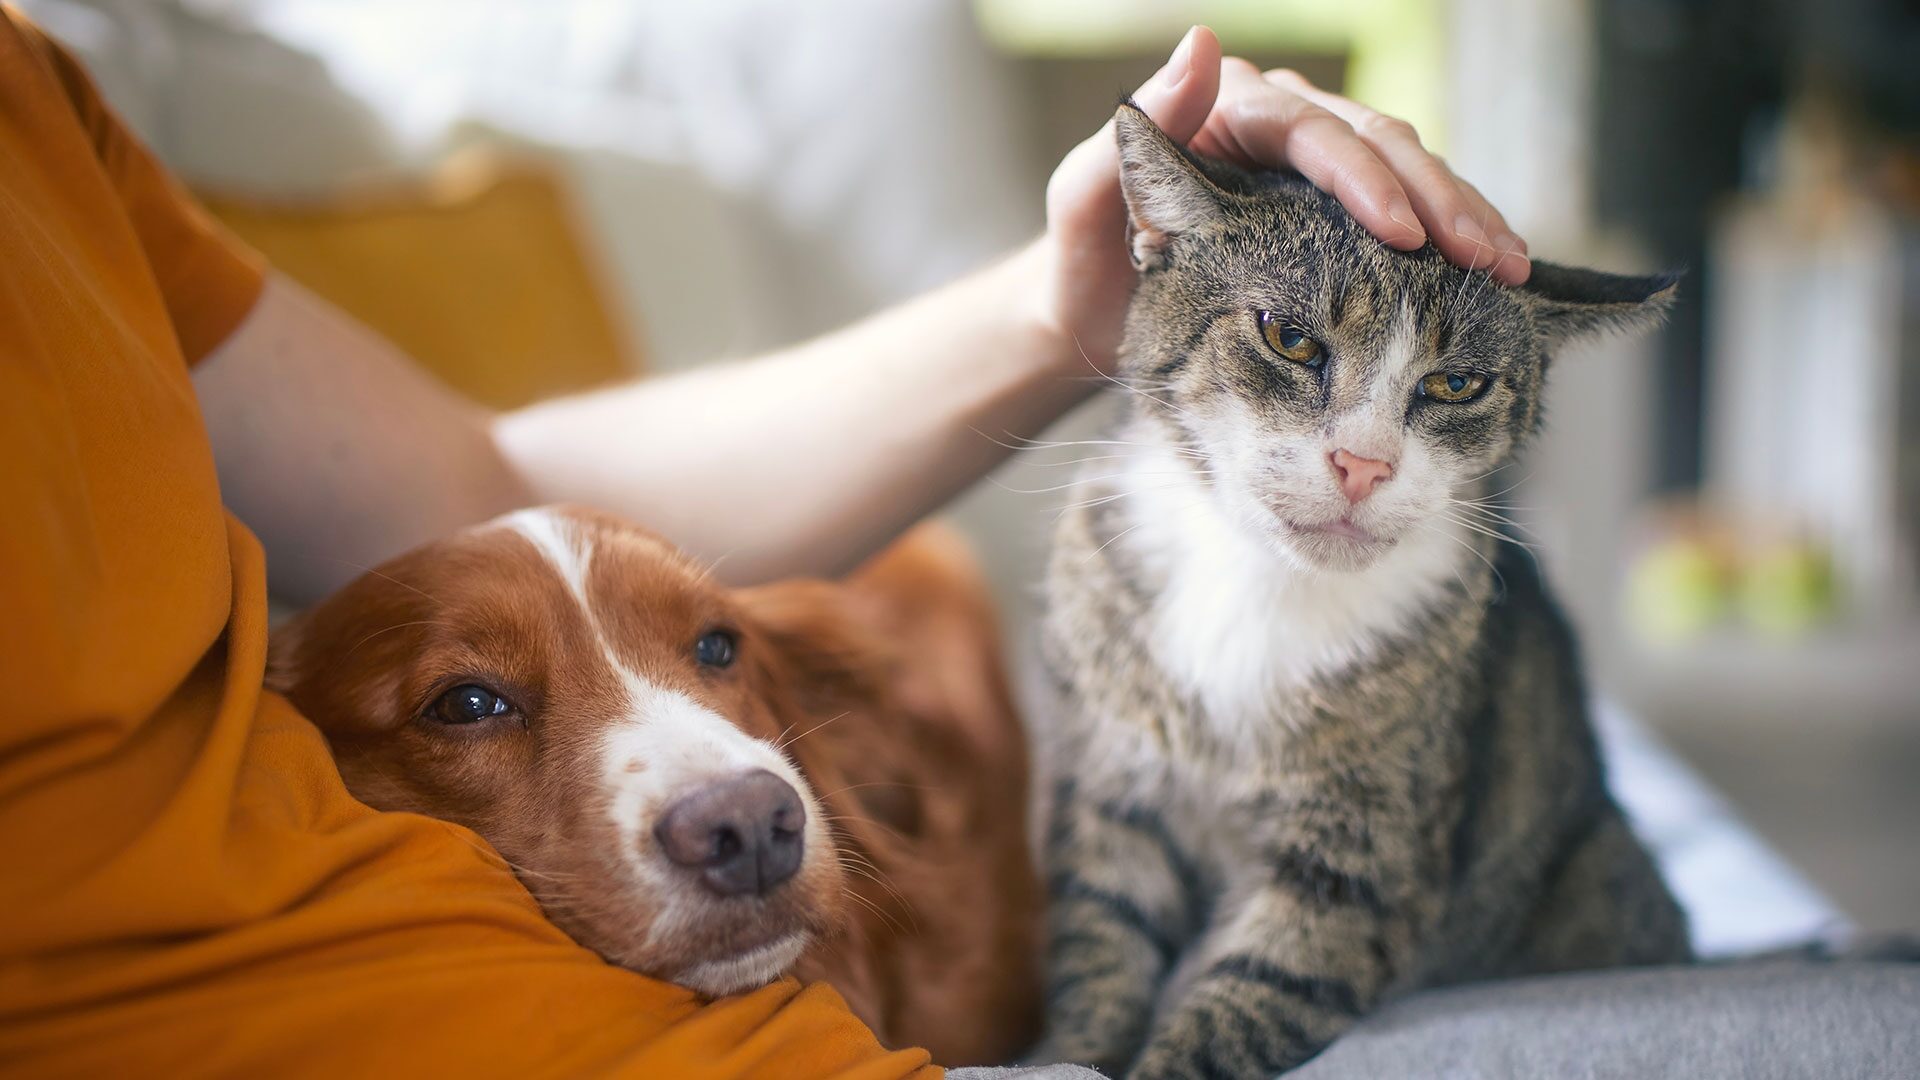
[1447,498,1538,535]
[1460,460,1523,486]
[1457,510,1537,538]
[1011,453,1147,470]
[994,468,1216,498]
[1414,518,1507,600]
[971,429,1208,460]
[1480,477,1535,503]
[1465,466,1537,504]
[1457,496,1529,512]
[1067,330,1203,426]
[991,473,1139,497]
[1438,511,1542,559]
[1061,375,1179,393]
[1443,507,1536,534]
[1082,518,1151,563]
[1050,478,1219,519]
[1083,486,1219,563]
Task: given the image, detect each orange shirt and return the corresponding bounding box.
[0,10,934,1077]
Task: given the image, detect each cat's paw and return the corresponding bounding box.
[1127,1018,1300,1080]
[1125,1045,1208,1080]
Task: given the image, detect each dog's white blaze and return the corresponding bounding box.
[503,508,657,702]
[503,507,595,607]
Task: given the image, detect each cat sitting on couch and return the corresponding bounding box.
[1029,104,1691,1079]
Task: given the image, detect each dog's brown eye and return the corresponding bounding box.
[695,630,736,669]
[1257,311,1323,366]
[430,683,511,725]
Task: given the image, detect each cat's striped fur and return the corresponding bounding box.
[1029,106,1690,1078]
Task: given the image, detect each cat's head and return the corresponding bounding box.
[1113,103,1675,573]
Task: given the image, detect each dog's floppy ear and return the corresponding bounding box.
[263,571,432,738]
[736,580,894,713]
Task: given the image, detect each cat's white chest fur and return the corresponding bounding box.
[1115,444,1468,742]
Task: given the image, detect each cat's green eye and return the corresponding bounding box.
[1419,371,1490,403]
[1257,312,1323,366]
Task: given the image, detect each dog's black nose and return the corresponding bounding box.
[653,769,806,897]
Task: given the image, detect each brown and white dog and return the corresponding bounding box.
[267,506,1041,1064]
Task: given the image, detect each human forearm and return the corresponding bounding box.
[496,240,1083,582]
[195,275,533,604]
[200,246,1082,602]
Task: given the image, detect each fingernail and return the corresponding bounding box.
[1386,198,1425,245]
[1493,231,1527,257]
[1158,26,1199,90]
[1491,233,1531,278]
[1454,213,1492,265]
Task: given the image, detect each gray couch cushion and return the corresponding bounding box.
[1293,961,1919,1080]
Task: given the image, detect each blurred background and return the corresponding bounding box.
[23,0,1915,937]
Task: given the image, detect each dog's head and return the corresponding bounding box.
[268,506,880,995]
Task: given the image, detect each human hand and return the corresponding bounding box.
[1036,25,1529,374]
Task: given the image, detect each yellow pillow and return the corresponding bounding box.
[203,150,639,409]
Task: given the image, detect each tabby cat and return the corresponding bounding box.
[1030,104,1691,1079]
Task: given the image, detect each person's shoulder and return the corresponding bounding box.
[3,6,104,130]
[6,7,66,72]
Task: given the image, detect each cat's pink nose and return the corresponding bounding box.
[1329,449,1394,504]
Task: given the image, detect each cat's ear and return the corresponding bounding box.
[1114,101,1229,271]
[1518,261,1680,345]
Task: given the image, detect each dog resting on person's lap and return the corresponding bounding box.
[267,506,1042,1065]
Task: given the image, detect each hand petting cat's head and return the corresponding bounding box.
[1113,103,1674,573]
